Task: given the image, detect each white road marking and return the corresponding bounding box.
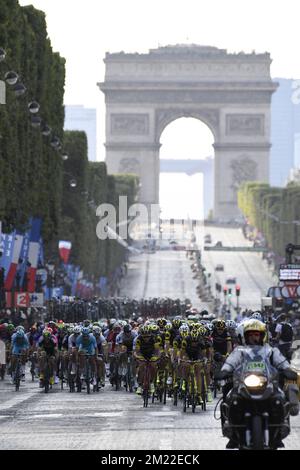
[149,411,180,417]
[31,414,62,419]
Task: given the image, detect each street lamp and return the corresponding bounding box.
[69,179,77,188]
[30,115,42,128]
[0,48,6,62]
[4,70,18,86]
[41,123,51,136]
[13,82,26,97]
[28,101,40,114]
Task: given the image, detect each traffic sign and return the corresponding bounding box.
[30,293,44,307]
[281,285,299,299]
[15,292,30,308]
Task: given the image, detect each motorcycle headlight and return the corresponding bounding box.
[244,374,267,389]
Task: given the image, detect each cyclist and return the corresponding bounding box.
[37,328,58,386]
[211,319,232,357]
[92,325,107,387]
[134,325,162,395]
[179,328,209,403]
[11,329,29,383]
[76,326,98,386]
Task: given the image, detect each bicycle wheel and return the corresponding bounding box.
[191,378,196,413]
[143,388,148,407]
[201,373,206,411]
[76,375,82,392]
[183,392,187,412]
[85,361,90,394]
[30,359,35,382]
[15,362,20,392]
[173,386,178,406]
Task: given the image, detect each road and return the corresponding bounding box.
[0,225,299,450]
[201,225,277,312]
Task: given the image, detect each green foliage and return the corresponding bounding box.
[0,1,65,241]
[59,132,139,279]
[0,1,140,284]
[238,182,300,258]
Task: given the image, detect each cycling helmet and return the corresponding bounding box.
[226,320,237,330]
[197,326,207,337]
[149,324,159,334]
[157,318,167,329]
[139,325,150,336]
[190,329,200,340]
[123,324,132,333]
[172,317,182,329]
[110,318,117,326]
[16,325,25,332]
[179,324,190,338]
[212,319,226,330]
[93,326,101,335]
[16,329,25,337]
[42,329,51,338]
[73,325,81,334]
[82,327,90,336]
[251,312,262,321]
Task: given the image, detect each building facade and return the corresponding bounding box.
[64,105,97,161]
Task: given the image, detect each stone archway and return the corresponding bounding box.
[98,45,277,219]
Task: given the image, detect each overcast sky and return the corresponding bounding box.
[19,0,300,150]
[18,0,300,217]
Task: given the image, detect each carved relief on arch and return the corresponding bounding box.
[155,108,219,142]
[119,157,141,174]
[230,154,258,194]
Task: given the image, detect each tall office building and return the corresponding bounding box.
[271,79,300,186]
[64,105,97,161]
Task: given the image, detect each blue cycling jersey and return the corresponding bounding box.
[76,333,97,355]
[11,333,29,355]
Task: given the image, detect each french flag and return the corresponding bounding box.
[27,218,42,293]
[58,240,72,264]
[4,231,24,291]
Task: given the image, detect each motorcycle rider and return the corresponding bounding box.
[217,319,299,449]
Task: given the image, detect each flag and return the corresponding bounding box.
[58,240,72,264]
[38,238,45,267]
[0,231,16,280]
[0,221,3,255]
[71,266,80,297]
[17,225,31,289]
[4,231,24,290]
[26,218,42,293]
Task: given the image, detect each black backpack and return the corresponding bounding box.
[280,323,293,342]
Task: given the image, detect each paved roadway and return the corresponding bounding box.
[200,225,277,312]
[0,225,299,450]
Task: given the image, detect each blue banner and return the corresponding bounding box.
[0,231,16,280]
[18,226,31,288]
[71,266,80,296]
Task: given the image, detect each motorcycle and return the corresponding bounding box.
[219,346,299,450]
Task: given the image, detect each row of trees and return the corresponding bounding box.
[60,131,139,279]
[0,1,65,239]
[238,181,300,258]
[0,1,139,282]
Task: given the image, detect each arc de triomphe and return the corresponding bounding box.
[98,45,277,219]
